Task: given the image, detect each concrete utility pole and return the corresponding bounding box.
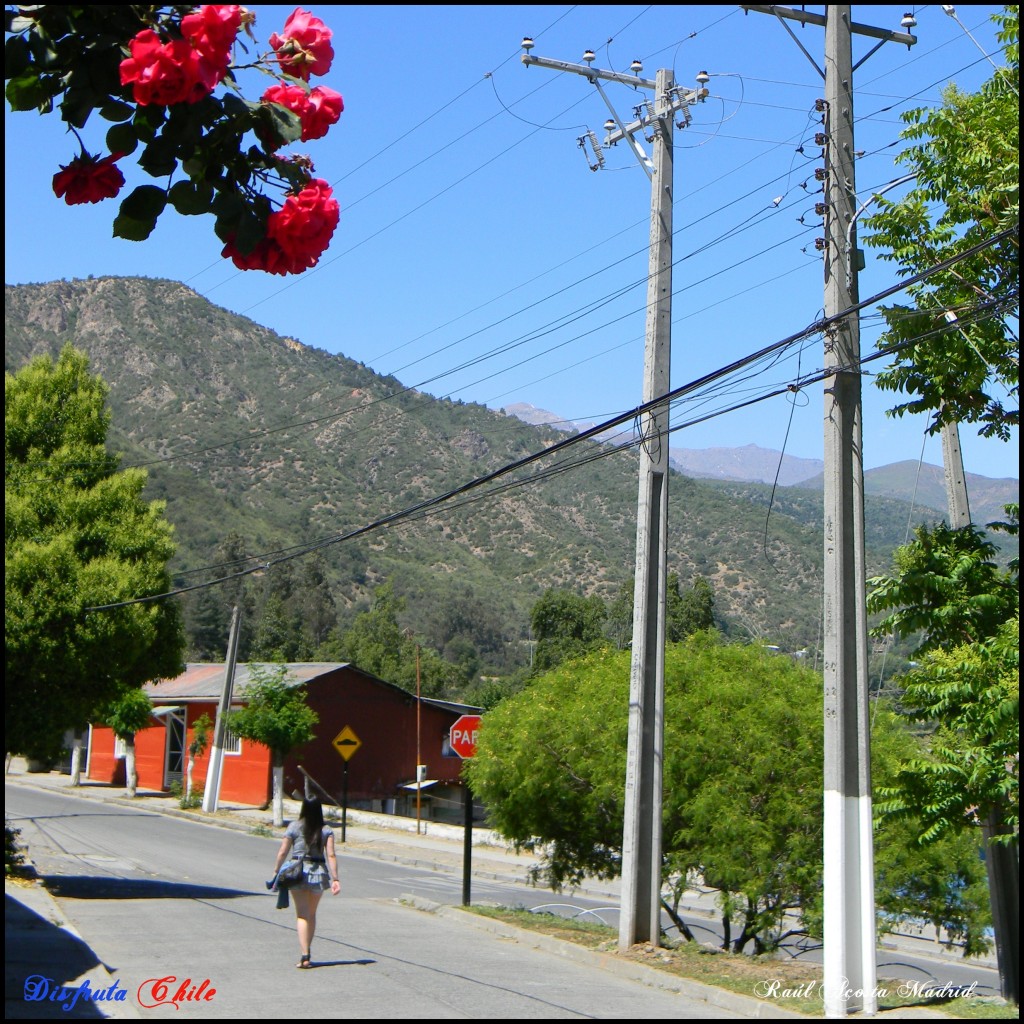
[740,7,916,1017]
[941,417,972,527]
[520,42,704,950]
[619,65,675,951]
[202,605,241,813]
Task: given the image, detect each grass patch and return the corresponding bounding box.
[465,906,1017,1019]
[471,905,615,948]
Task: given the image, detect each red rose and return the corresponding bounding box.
[261,83,343,144]
[268,177,339,268]
[180,5,243,73]
[52,151,126,205]
[120,28,221,106]
[269,7,334,81]
[221,236,295,275]
[222,178,339,275]
[302,86,343,141]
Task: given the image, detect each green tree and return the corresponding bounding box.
[186,712,212,804]
[868,510,1018,1000]
[227,665,318,826]
[101,687,156,798]
[667,573,716,642]
[868,520,1018,653]
[863,6,1018,440]
[867,512,1019,838]
[297,555,338,654]
[872,702,993,956]
[335,581,462,698]
[249,591,301,663]
[605,574,717,649]
[468,634,991,954]
[529,588,607,672]
[605,581,634,650]
[5,346,184,760]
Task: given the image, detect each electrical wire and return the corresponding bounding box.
[83,223,1017,611]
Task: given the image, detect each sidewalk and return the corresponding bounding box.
[5,759,996,1018]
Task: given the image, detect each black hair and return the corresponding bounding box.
[299,797,325,850]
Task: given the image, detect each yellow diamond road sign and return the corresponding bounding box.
[332,726,361,762]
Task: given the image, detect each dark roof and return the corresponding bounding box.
[146,663,353,701]
[422,697,483,716]
[145,664,481,714]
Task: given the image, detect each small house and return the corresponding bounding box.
[86,663,480,822]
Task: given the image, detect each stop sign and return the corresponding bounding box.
[449,714,482,759]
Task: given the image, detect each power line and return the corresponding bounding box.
[85,224,1016,611]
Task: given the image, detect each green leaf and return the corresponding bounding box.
[4,33,31,77]
[113,186,167,241]
[220,91,250,120]
[112,214,158,242]
[99,99,134,123]
[60,85,98,130]
[257,102,302,147]
[105,122,139,158]
[168,179,214,217]
[138,134,180,178]
[119,184,167,221]
[5,70,49,111]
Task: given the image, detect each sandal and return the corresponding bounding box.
[296,954,312,969]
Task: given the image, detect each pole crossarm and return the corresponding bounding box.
[603,87,700,147]
[521,53,657,90]
[739,6,917,46]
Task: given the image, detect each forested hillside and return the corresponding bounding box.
[5,276,983,692]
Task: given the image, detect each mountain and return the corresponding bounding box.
[798,462,1018,531]
[504,404,1018,520]
[504,404,825,484]
[6,277,994,683]
[669,444,823,486]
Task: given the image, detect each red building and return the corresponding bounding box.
[86,663,479,822]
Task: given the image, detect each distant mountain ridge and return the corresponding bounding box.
[503,403,1018,523]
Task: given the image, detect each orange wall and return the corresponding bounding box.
[88,707,271,804]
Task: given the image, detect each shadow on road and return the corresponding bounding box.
[41,876,253,900]
[5,894,111,1019]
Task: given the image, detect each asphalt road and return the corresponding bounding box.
[7,785,743,1019]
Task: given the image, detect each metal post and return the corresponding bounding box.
[341,761,349,843]
[821,8,875,1015]
[619,67,674,951]
[462,782,473,906]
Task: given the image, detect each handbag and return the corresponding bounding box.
[276,858,304,887]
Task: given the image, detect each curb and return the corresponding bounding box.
[401,893,811,1019]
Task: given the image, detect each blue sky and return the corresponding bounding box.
[5,4,1018,481]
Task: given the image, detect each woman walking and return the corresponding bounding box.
[272,797,341,968]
